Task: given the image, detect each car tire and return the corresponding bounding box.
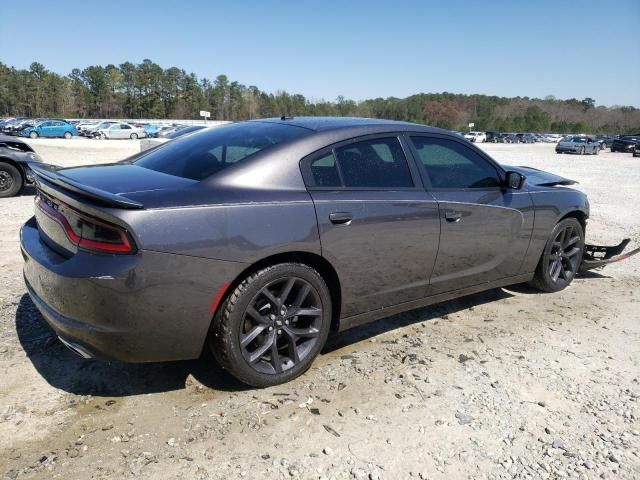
[29,131,38,139]
[529,217,584,293]
[0,162,23,198]
[130,133,138,140]
[209,263,332,387]
[580,147,585,155]
[63,132,72,139]
[593,147,598,155]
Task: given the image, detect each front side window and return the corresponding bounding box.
[134,122,310,181]
[410,136,501,189]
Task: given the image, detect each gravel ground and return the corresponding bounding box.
[1,139,638,480]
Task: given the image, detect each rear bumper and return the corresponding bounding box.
[21,216,245,362]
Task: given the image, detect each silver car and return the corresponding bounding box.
[555,136,600,155]
[96,122,146,140]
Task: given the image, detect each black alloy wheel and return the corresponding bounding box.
[210,263,332,387]
[530,218,584,292]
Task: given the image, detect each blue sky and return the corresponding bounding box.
[2,0,639,106]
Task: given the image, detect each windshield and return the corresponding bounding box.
[134,122,310,181]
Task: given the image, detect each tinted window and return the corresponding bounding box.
[334,138,413,188]
[166,125,206,139]
[310,152,340,187]
[134,122,309,181]
[410,137,501,189]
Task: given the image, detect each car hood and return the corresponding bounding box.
[503,165,577,187]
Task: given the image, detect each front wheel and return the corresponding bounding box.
[63,131,72,139]
[529,218,584,293]
[593,146,599,155]
[580,147,585,155]
[209,263,332,387]
[0,162,23,198]
[29,131,38,139]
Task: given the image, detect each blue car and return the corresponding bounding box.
[21,120,79,139]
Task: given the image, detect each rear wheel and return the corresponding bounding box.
[130,133,138,140]
[209,263,332,387]
[529,218,584,293]
[0,162,23,198]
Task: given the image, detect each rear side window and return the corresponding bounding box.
[310,153,341,187]
[308,137,413,189]
[410,136,501,189]
[134,122,310,181]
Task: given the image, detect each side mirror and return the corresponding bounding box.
[504,171,526,190]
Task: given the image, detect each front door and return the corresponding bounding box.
[408,135,534,294]
[303,135,441,318]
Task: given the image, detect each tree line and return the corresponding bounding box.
[1,59,638,134]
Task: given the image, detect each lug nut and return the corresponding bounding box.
[268,326,273,331]
[269,314,276,321]
[278,330,282,335]
[285,320,289,325]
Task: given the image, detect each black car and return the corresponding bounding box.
[0,136,43,197]
[595,135,617,150]
[611,135,640,153]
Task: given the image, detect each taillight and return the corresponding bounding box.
[35,195,135,254]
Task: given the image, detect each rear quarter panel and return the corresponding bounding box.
[121,195,321,263]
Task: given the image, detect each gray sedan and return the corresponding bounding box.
[20,117,636,386]
[555,136,600,155]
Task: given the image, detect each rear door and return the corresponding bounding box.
[302,135,441,318]
[408,135,534,294]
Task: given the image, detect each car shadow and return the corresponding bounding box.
[323,287,514,354]
[18,185,36,197]
[15,294,250,397]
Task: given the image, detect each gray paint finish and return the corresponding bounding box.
[21,117,590,363]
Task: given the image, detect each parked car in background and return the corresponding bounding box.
[2,117,31,136]
[22,116,637,387]
[85,121,117,137]
[464,131,487,142]
[94,122,146,139]
[139,125,216,152]
[0,135,43,197]
[555,136,600,155]
[76,121,101,135]
[595,135,617,149]
[143,124,169,138]
[516,133,536,143]
[610,135,640,153]
[21,120,79,139]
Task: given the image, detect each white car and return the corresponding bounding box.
[464,131,487,143]
[95,122,146,140]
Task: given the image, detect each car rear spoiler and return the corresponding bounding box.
[580,239,640,272]
[29,162,144,210]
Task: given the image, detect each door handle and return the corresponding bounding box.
[445,211,462,223]
[329,212,353,225]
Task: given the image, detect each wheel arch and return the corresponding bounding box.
[559,209,587,232]
[0,156,25,181]
[218,251,342,331]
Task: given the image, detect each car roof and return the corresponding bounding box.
[249,116,444,134]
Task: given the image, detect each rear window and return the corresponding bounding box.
[134,122,309,181]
